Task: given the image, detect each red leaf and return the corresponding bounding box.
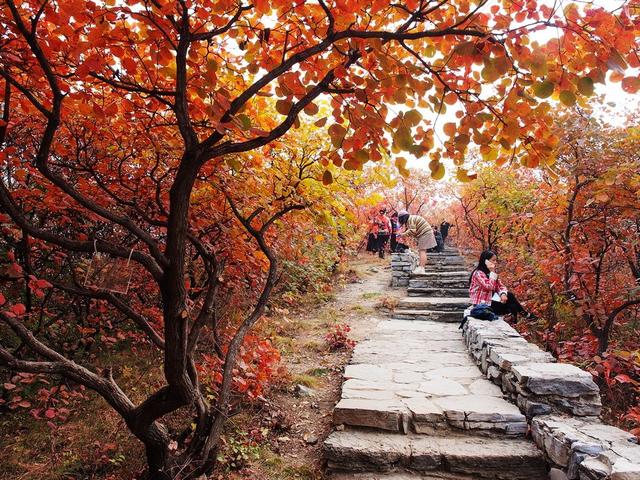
[10,304,26,316]
[44,408,56,419]
[3,383,16,390]
[614,374,633,384]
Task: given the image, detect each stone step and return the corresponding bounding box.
[412,271,469,278]
[426,261,466,268]
[329,472,481,480]
[324,429,547,480]
[334,392,527,436]
[408,287,470,297]
[410,279,469,289]
[425,265,469,272]
[329,472,482,480]
[393,310,462,323]
[397,297,470,312]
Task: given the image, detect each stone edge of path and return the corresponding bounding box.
[461,317,640,479]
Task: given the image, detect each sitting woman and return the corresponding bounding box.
[469,250,534,321]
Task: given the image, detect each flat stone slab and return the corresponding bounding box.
[334,399,406,432]
[434,395,526,423]
[418,378,468,397]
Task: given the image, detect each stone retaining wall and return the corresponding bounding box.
[461,317,640,478]
[391,251,418,287]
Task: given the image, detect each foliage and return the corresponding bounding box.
[450,111,640,433]
[325,323,355,351]
[1,0,639,477]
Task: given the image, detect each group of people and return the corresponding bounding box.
[365,208,534,323]
[366,208,453,263]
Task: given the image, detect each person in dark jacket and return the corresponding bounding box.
[440,221,452,245]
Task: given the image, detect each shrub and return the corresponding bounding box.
[325,324,355,351]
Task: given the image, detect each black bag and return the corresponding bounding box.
[459,304,498,329]
[393,242,410,253]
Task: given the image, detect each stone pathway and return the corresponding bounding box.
[324,249,548,479]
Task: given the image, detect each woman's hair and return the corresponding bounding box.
[469,250,496,285]
[398,211,410,225]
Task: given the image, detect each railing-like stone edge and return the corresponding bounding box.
[390,251,418,287]
[461,316,640,479]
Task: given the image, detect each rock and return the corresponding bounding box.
[578,455,611,479]
[611,458,640,479]
[433,394,526,424]
[333,398,405,432]
[511,363,599,397]
[417,378,468,396]
[304,433,319,445]
[295,384,315,397]
[550,468,570,480]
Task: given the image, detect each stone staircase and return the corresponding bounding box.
[324,250,548,479]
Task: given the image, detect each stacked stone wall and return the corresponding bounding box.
[391,251,418,287]
[461,316,640,479]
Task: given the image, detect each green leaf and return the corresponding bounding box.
[237,114,251,130]
[577,77,594,96]
[393,127,414,151]
[533,80,554,98]
[559,90,576,106]
[404,109,422,127]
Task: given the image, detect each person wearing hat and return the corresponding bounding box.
[397,211,437,274]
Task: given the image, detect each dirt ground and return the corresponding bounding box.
[0,253,399,480]
[238,253,401,480]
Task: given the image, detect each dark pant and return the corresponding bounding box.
[377,233,389,258]
[491,292,526,319]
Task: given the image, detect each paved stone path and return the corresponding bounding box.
[324,249,548,479]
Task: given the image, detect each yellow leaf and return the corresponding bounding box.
[430,162,445,180]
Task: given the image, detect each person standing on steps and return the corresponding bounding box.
[469,250,535,322]
[389,211,400,253]
[372,208,391,258]
[397,210,437,274]
[440,220,452,246]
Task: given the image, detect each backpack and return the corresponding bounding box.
[459,304,498,329]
